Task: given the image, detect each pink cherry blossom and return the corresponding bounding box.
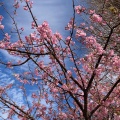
[0,15,3,21]
[7,61,12,68]
[62,84,69,91]
[0,24,4,29]
[89,10,95,14]
[65,18,74,30]
[4,33,10,41]
[25,0,30,2]
[51,88,58,93]
[67,70,72,76]
[31,21,36,28]
[32,93,38,98]
[75,5,82,14]
[76,29,86,38]
[23,6,28,10]
[75,5,85,14]
[66,36,71,44]
[91,13,103,23]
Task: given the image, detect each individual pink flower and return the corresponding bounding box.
[51,35,58,44]
[59,112,67,119]
[65,18,74,30]
[25,36,32,44]
[34,69,39,76]
[0,24,4,29]
[90,26,94,30]
[67,70,72,76]
[99,32,103,36]
[89,10,95,14]
[96,45,104,54]
[62,84,69,91]
[30,33,36,40]
[31,21,36,29]
[23,6,28,10]
[75,5,85,14]
[109,50,114,56]
[95,67,103,76]
[40,46,45,53]
[75,5,82,14]
[66,36,71,44]
[22,79,29,84]
[30,1,33,8]
[25,0,30,2]
[80,23,85,26]
[4,33,10,41]
[32,93,38,98]
[38,61,44,68]
[102,21,107,25]
[7,61,12,68]
[7,109,15,119]
[91,13,102,23]
[54,32,62,40]
[13,74,20,78]
[85,36,96,45]
[0,15,3,21]
[76,29,86,38]
[112,56,120,67]
[52,88,58,93]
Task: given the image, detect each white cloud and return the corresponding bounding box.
[0,70,24,119]
[0,70,15,85]
[0,71,23,105]
[8,88,24,105]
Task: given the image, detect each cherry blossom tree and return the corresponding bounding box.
[0,0,120,120]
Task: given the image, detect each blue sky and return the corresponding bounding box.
[0,0,87,119]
